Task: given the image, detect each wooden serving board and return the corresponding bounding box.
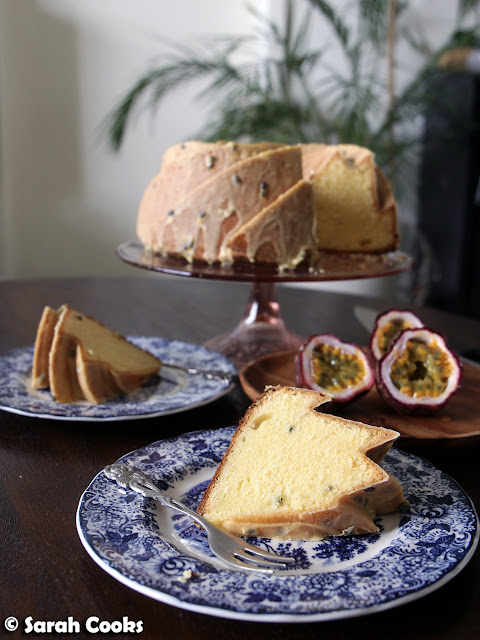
[239,350,480,442]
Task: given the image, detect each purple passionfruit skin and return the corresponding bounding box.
[375,327,462,415]
[295,334,375,404]
[370,309,424,361]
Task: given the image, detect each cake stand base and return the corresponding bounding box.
[204,282,304,367]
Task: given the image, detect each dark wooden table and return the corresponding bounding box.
[1,276,479,639]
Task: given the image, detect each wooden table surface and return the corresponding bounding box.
[0,276,479,639]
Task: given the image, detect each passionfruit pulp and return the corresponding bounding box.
[370,309,424,360]
[295,334,374,404]
[376,327,462,414]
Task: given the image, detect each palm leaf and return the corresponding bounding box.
[306,0,349,49]
[105,0,480,199]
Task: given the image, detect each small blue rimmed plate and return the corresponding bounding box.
[0,337,236,421]
[77,426,478,622]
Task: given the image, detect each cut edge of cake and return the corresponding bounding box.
[31,305,61,389]
[48,307,84,403]
[301,143,399,253]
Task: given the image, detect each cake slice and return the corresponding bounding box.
[48,305,161,403]
[75,342,159,404]
[225,179,316,269]
[197,385,407,540]
[31,305,61,389]
[301,143,398,253]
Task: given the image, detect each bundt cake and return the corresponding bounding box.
[136,140,399,268]
[301,143,398,253]
[197,385,407,540]
[32,305,161,404]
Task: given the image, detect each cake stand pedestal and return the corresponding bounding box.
[203,281,305,364]
[117,241,413,368]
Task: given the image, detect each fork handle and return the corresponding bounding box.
[104,463,209,530]
[135,485,210,531]
[163,362,234,382]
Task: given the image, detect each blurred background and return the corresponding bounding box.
[0,0,479,317]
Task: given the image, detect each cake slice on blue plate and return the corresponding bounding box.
[198,385,407,540]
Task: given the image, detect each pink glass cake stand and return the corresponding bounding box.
[117,241,413,367]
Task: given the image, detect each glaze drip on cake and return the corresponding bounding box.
[226,179,315,268]
[138,144,312,266]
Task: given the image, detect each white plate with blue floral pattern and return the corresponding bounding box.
[0,338,236,421]
[77,426,478,622]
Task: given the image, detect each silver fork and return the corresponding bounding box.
[104,463,295,574]
[162,362,235,383]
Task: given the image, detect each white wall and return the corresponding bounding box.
[0,0,261,278]
[0,0,476,289]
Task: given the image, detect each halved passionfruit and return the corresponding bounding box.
[295,334,374,404]
[370,309,424,360]
[376,328,462,414]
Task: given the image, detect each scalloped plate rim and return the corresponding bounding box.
[0,337,236,421]
[76,427,479,622]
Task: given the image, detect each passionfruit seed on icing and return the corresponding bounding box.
[370,309,424,361]
[295,334,374,404]
[375,327,461,414]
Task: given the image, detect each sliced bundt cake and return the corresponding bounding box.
[31,305,161,404]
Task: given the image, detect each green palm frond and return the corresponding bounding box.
[357,0,388,48]
[105,34,250,150]
[457,0,480,21]
[306,0,349,49]
[105,0,480,198]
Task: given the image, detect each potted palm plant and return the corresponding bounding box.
[106,0,479,194]
[106,0,480,302]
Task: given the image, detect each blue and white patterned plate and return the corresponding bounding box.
[77,426,478,622]
[0,338,236,421]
